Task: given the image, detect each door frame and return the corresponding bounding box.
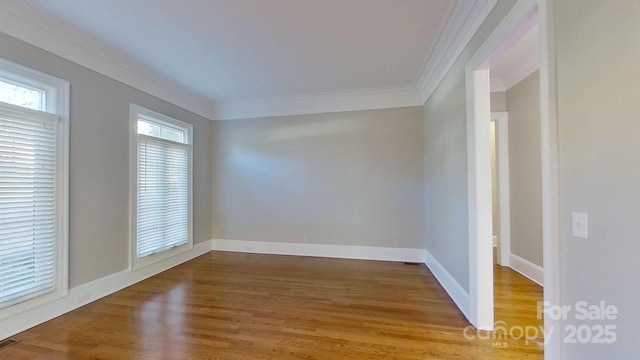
[464,3,561,360]
[492,112,511,267]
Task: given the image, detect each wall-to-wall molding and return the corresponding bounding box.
[0,240,212,341]
[212,86,423,120]
[416,0,498,103]
[509,253,544,286]
[216,0,499,120]
[423,250,471,322]
[0,238,427,340]
[211,239,425,263]
[0,1,215,120]
[0,0,498,121]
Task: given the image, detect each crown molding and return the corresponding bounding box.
[213,0,500,120]
[212,85,423,120]
[0,0,500,121]
[416,0,498,104]
[0,1,215,120]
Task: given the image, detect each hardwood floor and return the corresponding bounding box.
[3,251,543,359]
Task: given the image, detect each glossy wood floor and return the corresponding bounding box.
[3,251,543,359]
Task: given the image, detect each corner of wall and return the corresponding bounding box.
[423,250,471,322]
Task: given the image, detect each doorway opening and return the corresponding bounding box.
[464,3,560,358]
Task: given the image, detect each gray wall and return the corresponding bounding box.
[0,32,213,288]
[423,0,516,291]
[490,91,507,239]
[555,0,640,357]
[490,91,508,112]
[211,107,425,249]
[490,121,499,239]
[506,71,543,267]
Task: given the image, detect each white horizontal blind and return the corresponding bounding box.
[136,135,190,259]
[0,106,58,309]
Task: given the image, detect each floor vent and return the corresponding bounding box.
[0,339,19,351]
[403,262,423,266]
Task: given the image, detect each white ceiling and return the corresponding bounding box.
[0,0,498,119]
[489,10,539,92]
[27,0,452,100]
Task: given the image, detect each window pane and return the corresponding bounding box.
[0,79,45,111]
[137,119,185,144]
[133,108,191,265]
[137,120,161,138]
[0,111,57,308]
[136,138,190,259]
[160,126,184,143]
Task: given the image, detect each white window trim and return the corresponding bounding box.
[0,57,69,320]
[129,104,193,271]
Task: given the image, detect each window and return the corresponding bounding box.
[0,58,69,315]
[0,79,45,111]
[131,105,192,268]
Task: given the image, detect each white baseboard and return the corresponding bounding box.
[509,253,544,286]
[211,239,425,263]
[0,240,212,341]
[423,250,471,322]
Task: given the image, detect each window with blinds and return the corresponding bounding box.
[0,107,57,309]
[131,105,192,266]
[0,58,68,314]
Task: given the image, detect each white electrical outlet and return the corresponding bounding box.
[572,212,588,239]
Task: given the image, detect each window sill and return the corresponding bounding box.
[130,242,193,272]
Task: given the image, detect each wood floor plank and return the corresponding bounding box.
[2,251,543,359]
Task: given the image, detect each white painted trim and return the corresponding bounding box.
[0,1,215,120]
[128,104,195,271]
[465,68,495,330]
[465,0,538,332]
[492,112,511,267]
[212,86,423,120]
[211,239,425,263]
[466,2,538,72]
[215,0,502,121]
[416,0,498,103]
[0,240,212,341]
[509,253,544,286]
[489,19,540,92]
[0,0,498,122]
[0,0,518,122]
[0,59,70,322]
[538,0,561,358]
[424,250,471,324]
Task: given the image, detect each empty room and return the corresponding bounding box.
[0,1,637,359]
